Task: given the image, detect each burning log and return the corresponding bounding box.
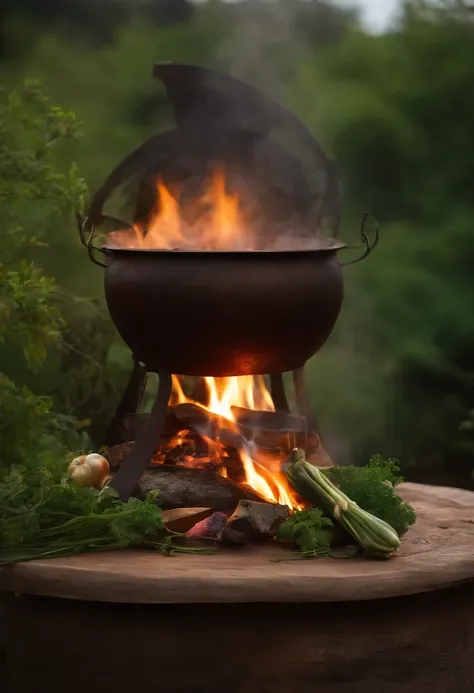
[233,406,307,453]
[134,465,266,511]
[221,499,290,545]
[173,402,221,437]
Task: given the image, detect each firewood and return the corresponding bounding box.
[161,507,213,533]
[232,405,307,453]
[134,466,266,511]
[221,499,290,544]
[186,512,228,540]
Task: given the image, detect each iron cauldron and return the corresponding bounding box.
[81,224,377,377]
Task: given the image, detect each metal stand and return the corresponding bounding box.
[107,370,172,501]
[293,366,319,436]
[104,358,147,447]
[270,374,290,413]
[105,362,320,501]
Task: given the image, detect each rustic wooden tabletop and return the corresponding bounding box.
[1,482,473,604]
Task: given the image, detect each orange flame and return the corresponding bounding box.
[169,375,301,509]
[117,171,253,251]
[105,168,331,252]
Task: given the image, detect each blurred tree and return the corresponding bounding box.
[297,1,474,484]
[0,81,87,467]
[142,0,195,24]
[0,82,128,468]
[0,0,194,56]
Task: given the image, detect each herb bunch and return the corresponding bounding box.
[278,453,416,559]
[324,454,416,537]
[276,508,334,557]
[0,461,210,565]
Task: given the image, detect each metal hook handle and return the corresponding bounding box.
[339,212,379,267]
[77,214,107,268]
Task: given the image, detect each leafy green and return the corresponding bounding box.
[324,455,416,537]
[276,508,334,558]
[286,454,402,559]
[0,82,90,469]
[279,452,416,560]
[0,461,212,565]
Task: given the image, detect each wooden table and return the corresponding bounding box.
[1,483,474,693]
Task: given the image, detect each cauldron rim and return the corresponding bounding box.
[100,240,347,257]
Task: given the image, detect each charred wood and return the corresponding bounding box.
[221,499,290,545]
[134,465,265,511]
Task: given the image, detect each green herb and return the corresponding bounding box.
[285,451,405,559]
[0,463,213,565]
[324,454,416,537]
[276,508,334,558]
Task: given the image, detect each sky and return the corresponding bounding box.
[333,0,401,32]
[196,1,404,33]
[192,0,405,34]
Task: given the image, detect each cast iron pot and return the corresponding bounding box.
[80,220,377,377]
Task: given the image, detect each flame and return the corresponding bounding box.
[168,374,301,509]
[118,170,252,251]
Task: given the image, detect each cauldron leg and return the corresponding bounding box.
[270,374,290,413]
[191,376,209,405]
[108,370,172,501]
[104,358,148,447]
[292,367,321,439]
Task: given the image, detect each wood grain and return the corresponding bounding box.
[1,482,473,604]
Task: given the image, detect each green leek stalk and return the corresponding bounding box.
[286,450,401,558]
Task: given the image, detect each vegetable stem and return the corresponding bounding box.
[285,451,401,558]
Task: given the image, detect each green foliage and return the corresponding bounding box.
[50,296,129,446]
[277,507,334,557]
[0,81,86,376]
[0,81,125,469]
[277,453,415,558]
[0,375,53,467]
[0,462,164,563]
[1,261,62,368]
[0,460,215,564]
[286,454,405,557]
[325,455,417,537]
[0,82,85,468]
[0,81,87,234]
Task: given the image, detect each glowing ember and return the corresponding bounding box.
[165,374,302,509]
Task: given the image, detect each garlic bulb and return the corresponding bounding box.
[68,453,110,489]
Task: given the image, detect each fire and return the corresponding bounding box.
[106,167,328,252]
[168,374,301,509]
[124,170,253,251]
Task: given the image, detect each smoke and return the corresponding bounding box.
[211,0,312,97]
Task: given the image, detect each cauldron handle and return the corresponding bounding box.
[77,215,107,268]
[339,212,379,267]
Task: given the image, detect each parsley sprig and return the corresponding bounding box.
[0,463,213,565]
[276,508,334,557]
